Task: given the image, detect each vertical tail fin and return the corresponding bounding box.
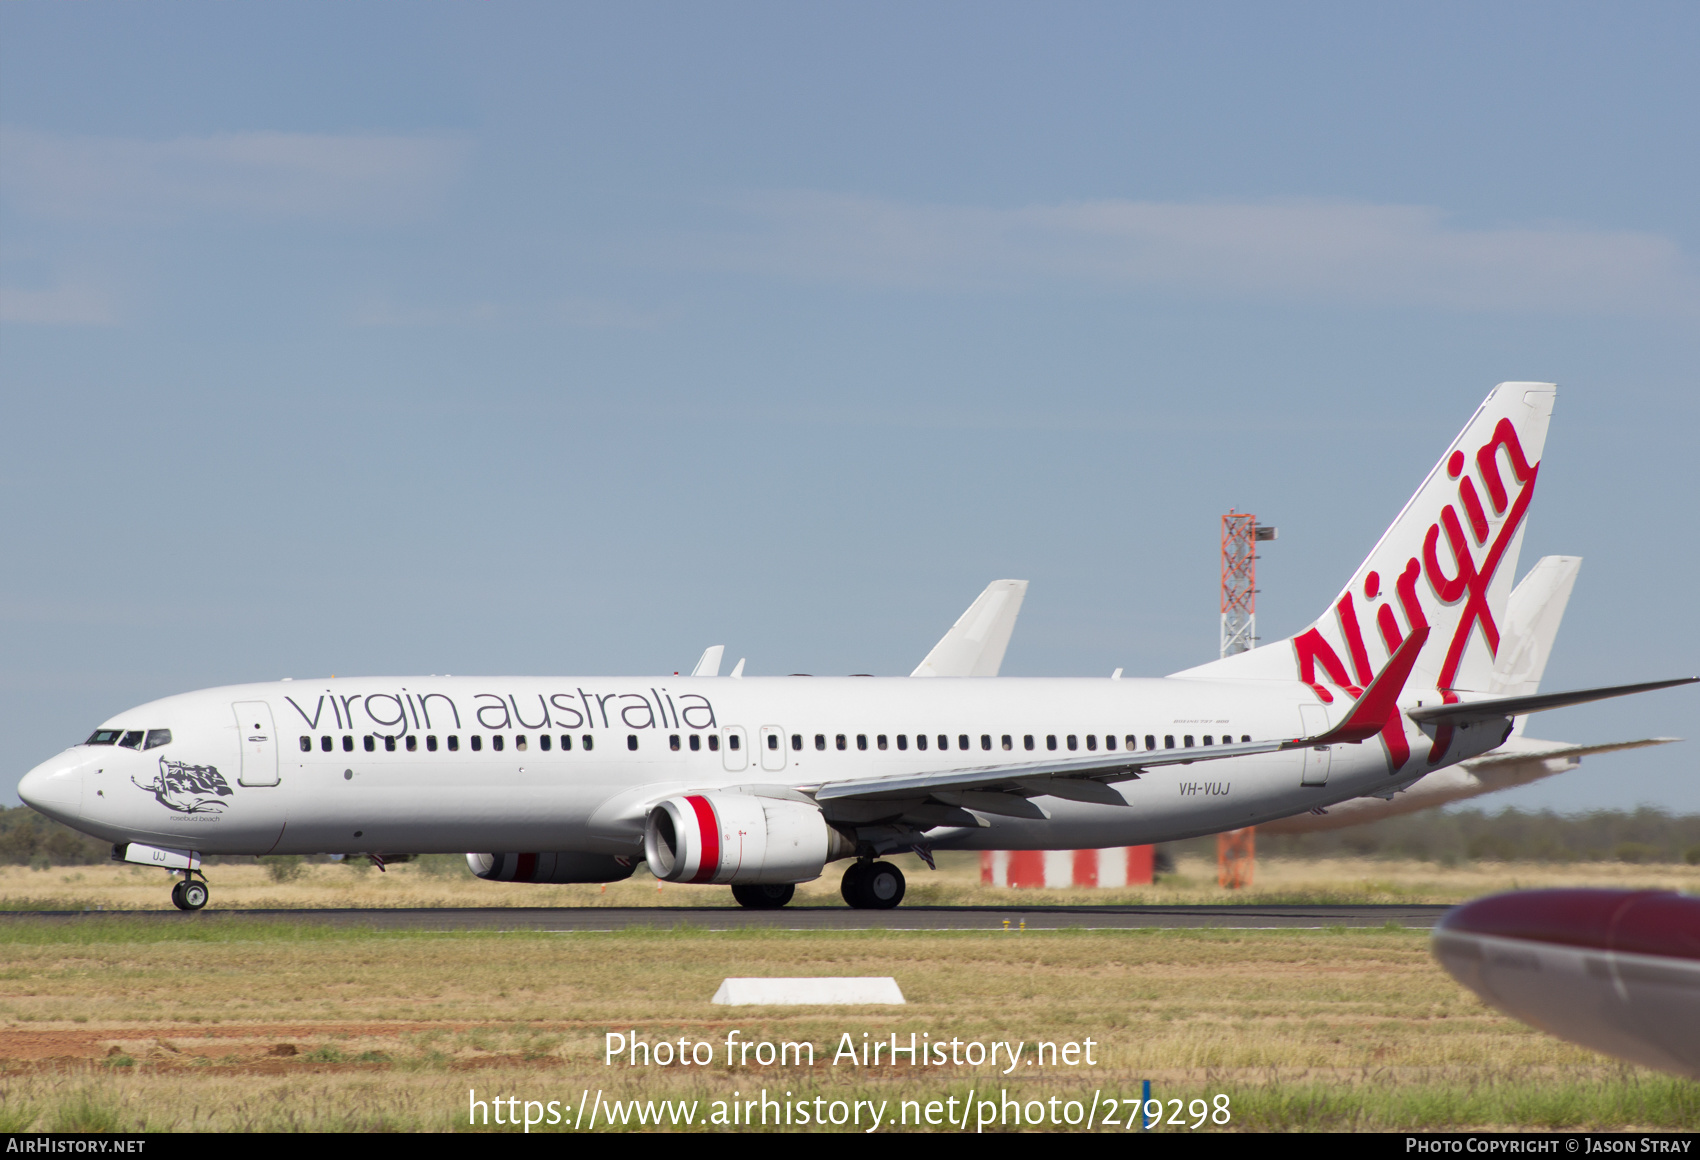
[1176,381,1556,711]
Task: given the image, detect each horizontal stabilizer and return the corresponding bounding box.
[1464,735,1680,768]
[1407,677,1698,726]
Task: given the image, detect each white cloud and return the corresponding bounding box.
[690,192,1700,315]
[0,127,468,223]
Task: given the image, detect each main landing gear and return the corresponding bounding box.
[731,883,796,910]
[841,860,905,910]
[170,872,209,911]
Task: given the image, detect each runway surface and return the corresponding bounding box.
[1,903,1452,931]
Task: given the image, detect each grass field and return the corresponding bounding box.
[1,915,1696,1132]
[6,852,1700,911]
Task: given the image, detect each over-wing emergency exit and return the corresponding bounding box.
[17,383,1695,911]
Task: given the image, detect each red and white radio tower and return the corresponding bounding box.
[1218,510,1275,889]
[1219,510,1276,659]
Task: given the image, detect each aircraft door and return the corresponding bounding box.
[234,702,280,786]
[721,726,748,773]
[1298,704,1331,787]
[759,725,787,772]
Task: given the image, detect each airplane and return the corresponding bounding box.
[1432,888,1700,1078]
[1261,556,1679,834]
[16,382,1697,912]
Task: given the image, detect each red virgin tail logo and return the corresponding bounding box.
[1294,417,1539,768]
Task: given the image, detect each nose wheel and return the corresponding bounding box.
[840,860,905,909]
[170,875,209,911]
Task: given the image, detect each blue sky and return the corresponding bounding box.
[3,3,1697,811]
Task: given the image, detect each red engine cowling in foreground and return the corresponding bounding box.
[644,793,852,884]
[1432,889,1700,1078]
[467,851,638,884]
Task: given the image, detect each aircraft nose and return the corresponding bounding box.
[17,755,85,822]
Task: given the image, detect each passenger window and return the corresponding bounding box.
[1203,735,1213,746]
[627,735,639,751]
[1067,735,1078,751]
[583,735,594,751]
[815,734,826,751]
[728,734,740,750]
[516,735,528,751]
[689,734,700,751]
[957,734,968,750]
[405,735,417,752]
[492,735,504,752]
[1148,735,1158,750]
[539,734,551,751]
[897,735,908,750]
[980,734,991,751]
[836,734,846,751]
[856,734,867,751]
[385,736,397,752]
[343,735,354,752]
[85,729,123,746]
[364,736,376,753]
[708,735,718,751]
[448,735,460,752]
[144,729,172,750]
[766,734,778,750]
[938,735,949,751]
[791,734,802,750]
[1023,735,1034,751]
[1184,735,1194,747]
[1046,735,1057,751]
[1086,735,1097,751]
[877,735,888,750]
[561,735,573,751]
[1164,735,1175,748]
[1106,734,1117,750]
[1002,735,1012,751]
[427,735,438,752]
[671,735,681,751]
[1242,734,1251,743]
[471,736,482,752]
[917,735,928,751]
[299,736,311,752]
[321,735,333,752]
[1126,735,1137,750]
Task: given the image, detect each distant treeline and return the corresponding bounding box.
[1170,806,1700,865]
[6,802,1700,869]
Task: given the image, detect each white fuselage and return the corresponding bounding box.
[18,672,1506,862]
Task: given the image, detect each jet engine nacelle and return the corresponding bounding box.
[467,851,638,884]
[1433,889,1700,1079]
[644,792,851,884]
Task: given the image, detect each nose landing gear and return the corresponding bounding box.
[840,860,905,909]
[170,872,209,911]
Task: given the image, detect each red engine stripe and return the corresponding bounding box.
[515,852,537,883]
[686,796,720,883]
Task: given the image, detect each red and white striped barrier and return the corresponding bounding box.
[981,847,1154,888]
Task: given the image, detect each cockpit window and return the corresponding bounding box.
[85,728,123,746]
[143,729,172,750]
[118,731,145,750]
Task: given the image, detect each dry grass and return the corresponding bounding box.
[0,920,1695,1131]
[6,854,1699,912]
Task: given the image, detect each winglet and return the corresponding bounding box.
[691,646,725,678]
[1286,625,1430,748]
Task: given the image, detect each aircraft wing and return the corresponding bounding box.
[810,625,1429,818]
[911,580,1028,677]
